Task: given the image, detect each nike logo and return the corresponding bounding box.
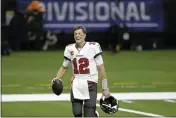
[102,103,111,108]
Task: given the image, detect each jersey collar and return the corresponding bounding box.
[75,42,87,51]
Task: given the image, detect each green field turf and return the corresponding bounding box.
[2,50,176,94]
[1,50,176,117]
[2,101,142,117]
[2,100,176,117]
[121,100,176,116]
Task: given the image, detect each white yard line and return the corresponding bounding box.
[119,108,163,117]
[96,103,163,117]
[164,99,176,103]
[2,92,176,102]
[1,93,167,117]
[121,100,133,103]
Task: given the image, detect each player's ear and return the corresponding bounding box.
[84,34,86,39]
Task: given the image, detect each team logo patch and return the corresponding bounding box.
[70,51,74,55]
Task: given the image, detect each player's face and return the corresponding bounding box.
[74,29,86,45]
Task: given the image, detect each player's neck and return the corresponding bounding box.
[76,41,86,48]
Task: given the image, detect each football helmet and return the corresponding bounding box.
[52,79,63,96]
[100,95,119,114]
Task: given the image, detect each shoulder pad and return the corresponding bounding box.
[66,43,74,48]
[88,42,97,46]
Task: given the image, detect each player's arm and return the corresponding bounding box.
[93,42,110,98]
[97,64,107,80]
[51,58,70,86]
[95,55,110,98]
[51,46,71,85]
[55,58,70,80]
[96,58,107,80]
[93,42,109,91]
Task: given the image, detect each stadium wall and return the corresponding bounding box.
[1,0,176,51]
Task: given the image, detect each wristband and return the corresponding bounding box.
[102,79,108,90]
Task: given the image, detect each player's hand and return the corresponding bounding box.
[51,78,61,87]
[51,78,56,87]
[102,89,110,98]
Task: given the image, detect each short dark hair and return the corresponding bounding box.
[73,25,86,34]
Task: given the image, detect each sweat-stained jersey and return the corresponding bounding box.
[63,42,103,83]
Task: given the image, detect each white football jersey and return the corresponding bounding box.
[64,42,103,83]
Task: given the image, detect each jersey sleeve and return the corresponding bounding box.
[62,59,71,67]
[63,46,71,67]
[95,54,104,66]
[94,42,102,58]
[64,46,71,61]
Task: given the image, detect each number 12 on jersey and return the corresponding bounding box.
[73,58,90,74]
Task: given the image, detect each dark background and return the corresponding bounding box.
[1,0,176,52]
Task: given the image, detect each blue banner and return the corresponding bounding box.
[17,0,163,32]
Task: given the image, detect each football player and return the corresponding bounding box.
[51,26,111,117]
